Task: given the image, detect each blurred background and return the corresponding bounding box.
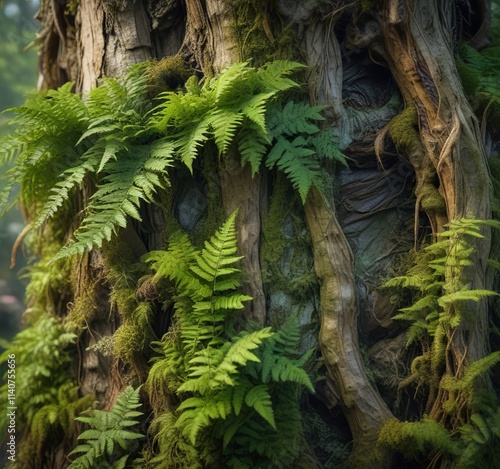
[0,0,39,344]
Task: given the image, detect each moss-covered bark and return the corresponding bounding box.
[12,1,498,468]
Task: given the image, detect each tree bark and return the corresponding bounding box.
[381,0,492,426]
[26,1,499,467]
[305,188,393,468]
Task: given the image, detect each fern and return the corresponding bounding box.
[54,140,175,260]
[455,405,500,469]
[266,101,345,202]
[384,218,500,348]
[151,60,345,200]
[144,215,314,467]
[68,386,144,469]
[1,59,344,262]
[0,314,93,466]
[0,315,78,427]
[30,383,94,462]
[0,83,88,214]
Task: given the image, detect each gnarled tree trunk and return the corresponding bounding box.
[16,1,497,468]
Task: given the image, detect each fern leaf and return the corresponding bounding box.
[267,101,323,139]
[175,118,211,172]
[257,60,305,92]
[438,289,499,307]
[53,144,173,260]
[244,384,275,428]
[266,135,320,203]
[236,119,270,175]
[69,386,143,469]
[209,109,245,154]
[211,62,253,105]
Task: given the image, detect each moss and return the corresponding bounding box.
[261,177,290,272]
[65,282,99,333]
[233,0,301,67]
[66,0,79,15]
[148,56,193,96]
[357,0,378,13]
[377,417,455,461]
[389,106,419,152]
[420,184,446,213]
[113,322,145,367]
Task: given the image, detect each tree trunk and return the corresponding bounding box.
[9,1,498,468]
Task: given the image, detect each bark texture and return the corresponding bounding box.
[29,0,498,468]
[380,0,493,426]
[305,188,393,468]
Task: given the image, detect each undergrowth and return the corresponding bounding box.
[380,218,500,467]
[68,385,144,469]
[143,213,314,468]
[0,315,92,466]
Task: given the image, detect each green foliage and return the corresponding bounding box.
[377,417,457,461]
[68,385,144,469]
[0,315,78,426]
[151,60,345,202]
[455,405,500,468]
[457,43,500,133]
[0,82,88,214]
[378,405,500,468]
[266,101,345,201]
[30,383,94,461]
[384,218,499,351]
[0,314,92,464]
[144,214,314,468]
[381,218,500,467]
[0,59,344,263]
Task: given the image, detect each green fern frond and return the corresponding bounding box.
[244,384,275,428]
[267,101,323,139]
[209,109,246,154]
[68,386,144,469]
[266,136,320,203]
[210,61,254,104]
[53,143,174,260]
[0,83,88,213]
[256,60,305,92]
[438,289,499,307]
[236,119,270,174]
[31,150,101,231]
